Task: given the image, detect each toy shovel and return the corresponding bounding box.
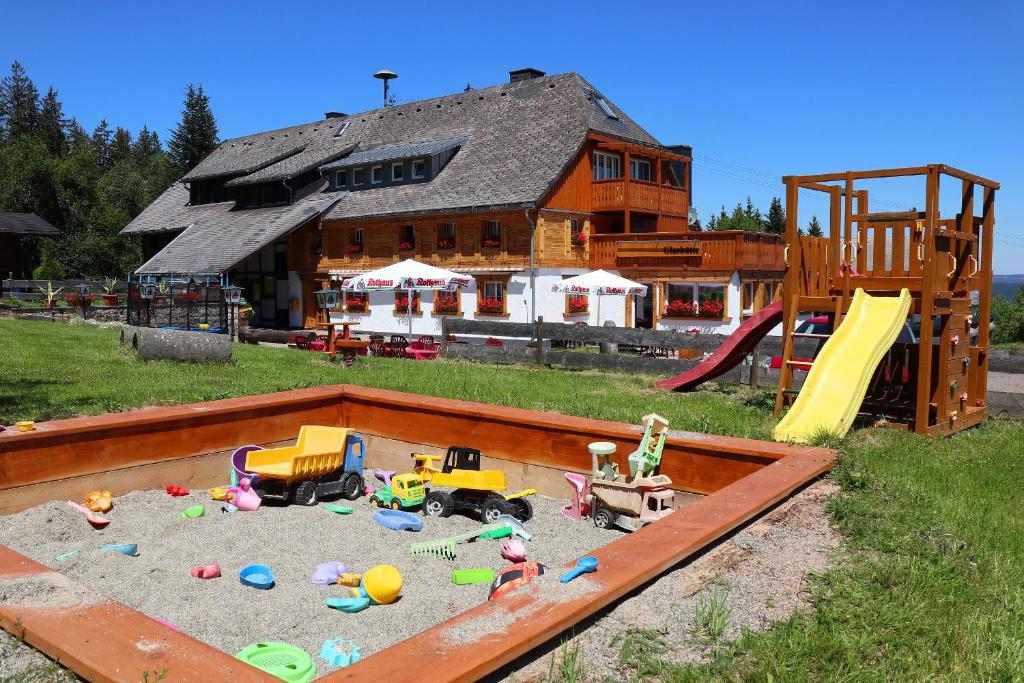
[66,501,110,529]
[559,556,598,584]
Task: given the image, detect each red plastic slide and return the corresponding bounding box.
[655,299,784,392]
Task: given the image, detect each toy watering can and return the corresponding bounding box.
[225,477,262,511]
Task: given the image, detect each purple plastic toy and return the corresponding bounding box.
[311,561,348,585]
[231,445,263,486]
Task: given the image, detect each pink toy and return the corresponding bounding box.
[500,538,527,563]
[65,501,110,529]
[225,477,262,511]
[561,472,590,522]
[152,617,180,631]
[191,563,221,579]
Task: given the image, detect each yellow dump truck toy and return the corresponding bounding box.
[411,447,535,524]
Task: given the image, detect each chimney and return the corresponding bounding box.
[324,111,347,119]
[508,67,545,83]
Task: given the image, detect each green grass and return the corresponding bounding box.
[613,419,1024,682]
[0,319,773,438]
[993,341,1024,350]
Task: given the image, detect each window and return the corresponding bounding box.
[394,290,420,314]
[399,225,415,251]
[438,223,457,250]
[594,95,619,120]
[661,160,684,188]
[335,170,347,188]
[333,121,350,138]
[352,168,366,186]
[593,151,622,180]
[478,280,506,315]
[482,220,501,248]
[630,159,652,182]
[569,218,586,247]
[347,227,365,254]
[665,282,726,318]
[412,159,426,179]
[353,228,364,244]
[391,162,404,181]
[371,165,383,184]
[563,274,589,315]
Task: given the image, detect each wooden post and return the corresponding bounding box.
[774,178,800,415]
[623,148,631,233]
[915,167,940,434]
[535,316,545,365]
[441,316,449,357]
[976,186,995,408]
[828,186,842,302]
[750,348,760,388]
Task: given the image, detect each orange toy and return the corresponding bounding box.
[84,490,113,513]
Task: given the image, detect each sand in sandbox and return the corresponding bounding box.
[0,482,621,675]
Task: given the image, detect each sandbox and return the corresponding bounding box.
[0,385,834,682]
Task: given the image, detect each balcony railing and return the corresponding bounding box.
[591,179,688,215]
[589,231,786,272]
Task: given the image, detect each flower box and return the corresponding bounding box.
[697,299,725,318]
[478,297,504,315]
[665,300,697,317]
[346,243,364,254]
[567,295,589,314]
[65,294,95,307]
[395,295,420,314]
[570,232,587,247]
[433,294,459,315]
[437,238,456,250]
[399,241,415,251]
[481,238,501,249]
[347,296,367,313]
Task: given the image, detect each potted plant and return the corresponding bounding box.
[346,242,363,255]
[36,281,63,309]
[101,278,119,305]
[347,294,368,313]
[434,294,459,314]
[697,298,724,318]
[398,240,414,251]
[567,295,588,314]
[481,237,501,249]
[478,297,504,315]
[65,292,95,308]
[666,299,697,317]
[570,231,587,247]
[437,237,456,250]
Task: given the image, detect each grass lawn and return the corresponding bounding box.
[2,318,1022,681]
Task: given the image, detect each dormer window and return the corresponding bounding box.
[594,95,618,120]
[412,159,426,179]
[392,162,404,181]
[371,165,383,184]
[336,170,347,188]
[352,168,366,186]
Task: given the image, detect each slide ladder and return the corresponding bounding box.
[773,288,912,443]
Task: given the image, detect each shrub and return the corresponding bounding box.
[992,292,1024,343]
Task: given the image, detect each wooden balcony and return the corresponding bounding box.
[591,180,688,215]
[589,231,786,272]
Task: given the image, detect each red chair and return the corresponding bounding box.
[418,336,435,346]
[369,340,387,357]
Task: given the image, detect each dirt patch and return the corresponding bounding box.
[0,572,102,610]
[507,480,842,681]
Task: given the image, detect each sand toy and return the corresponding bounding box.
[324,504,353,514]
[319,638,362,668]
[209,487,228,501]
[357,564,403,604]
[494,514,532,540]
[372,509,423,532]
[84,490,112,513]
[409,522,508,560]
[452,568,496,585]
[245,427,366,506]
[324,596,370,613]
[310,561,347,585]
[413,447,535,523]
[560,557,598,583]
[235,642,316,683]
[191,563,221,579]
[489,562,547,600]
[225,477,262,511]
[16,420,34,432]
[337,572,361,587]
[55,550,80,562]
[99,543,138,556]
[500,539,527,563]
[240,563,275,589]
[231,445,262,486]
[180,505,205,519]
[165,484,189,497]
[66,501,110,529]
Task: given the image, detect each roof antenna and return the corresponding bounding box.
[374,69,398,107]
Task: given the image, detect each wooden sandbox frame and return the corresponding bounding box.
[0,386,834,682]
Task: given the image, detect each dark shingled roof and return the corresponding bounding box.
[0,213,60,236]
[123,72,673,273]
[320,137,467,171]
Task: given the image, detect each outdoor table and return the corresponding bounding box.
[404,347,438,361]
[316,322,361,361]
[332,339,371,366]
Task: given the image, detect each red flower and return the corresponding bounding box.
[399,241,414,251]
[478,297,504,314]
[395,294,419,313]
[666,299,697,317]
[437,238,456,250]
[346,242,363,254]
[481,237,501,248]
[698,299,724,318]
[347,295,367,312]
[568,295,588,313]
[570,232,587,247]
[434,294,459,313]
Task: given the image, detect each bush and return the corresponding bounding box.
[992,291,1024,344]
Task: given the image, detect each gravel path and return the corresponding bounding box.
[989,371,1024,393]
[0,483,622,678]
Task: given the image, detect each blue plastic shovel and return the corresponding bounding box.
[559,556,598,584]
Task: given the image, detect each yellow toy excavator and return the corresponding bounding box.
[411,447,535,524]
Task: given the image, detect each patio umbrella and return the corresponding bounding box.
[336,259,474,335]
[550,269,648,325]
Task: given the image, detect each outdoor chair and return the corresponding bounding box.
[390,335,408,345]
[418,336,435,345]
[368,340,387,357]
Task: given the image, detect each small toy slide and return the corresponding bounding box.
[773,288,912,444]
[655,299,783,391]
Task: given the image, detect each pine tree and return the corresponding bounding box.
[38,87,67,156]
[764,196,785,234]
[132,125,162,162]
[807,215,824,237]
[168,83,219,173]
[66,118,90,153]
[744,196,762,224]
[0,60,40,141]
[707,213,718,231]
[111,126,133,164]
[91,119,113,169]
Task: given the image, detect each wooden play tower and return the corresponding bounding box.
[774,164,998,436]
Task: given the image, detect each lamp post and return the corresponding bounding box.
[139,281,156,327]
[193,270,218,325]
[74,282,93,320]
[314,286,340,325]
[223,285,243,340]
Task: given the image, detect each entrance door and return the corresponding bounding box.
[636,282,656,329]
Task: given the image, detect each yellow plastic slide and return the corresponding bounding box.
[773,288,912,444]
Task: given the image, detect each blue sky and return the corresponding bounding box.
[4,1,1022,272]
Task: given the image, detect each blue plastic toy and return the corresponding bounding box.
[319,638,362,668]
[324,597,371,613]
[372,509,423,532]
[99,543,139,556]
[240,563,275,589]
[559,556,598,584]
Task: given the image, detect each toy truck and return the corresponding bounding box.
[369,473,426,510]
[412,446,535,524]
[245,426,365,506]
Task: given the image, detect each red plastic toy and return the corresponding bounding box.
[166,484,190,497]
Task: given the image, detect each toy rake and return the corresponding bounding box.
[410,523,510,560]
